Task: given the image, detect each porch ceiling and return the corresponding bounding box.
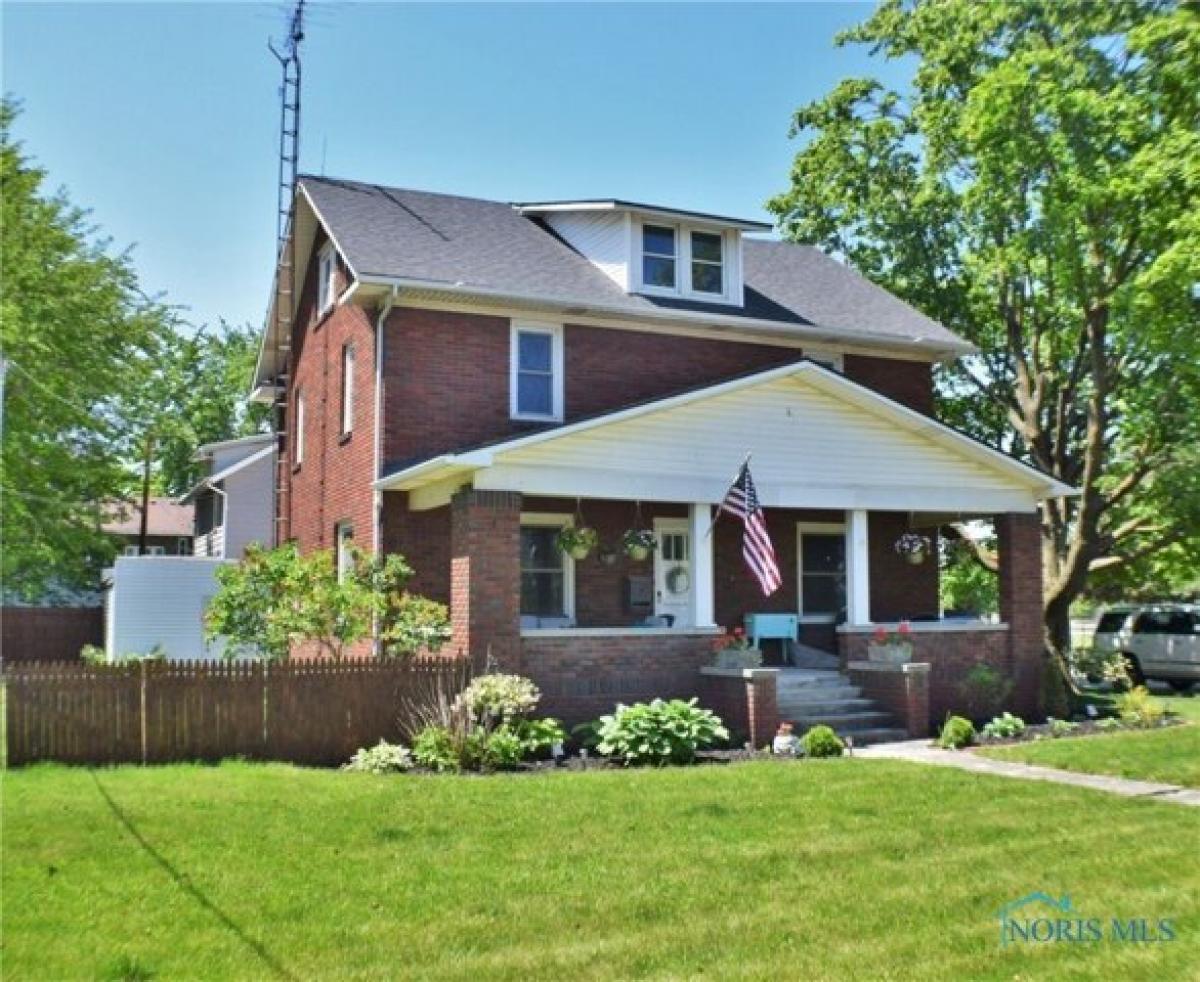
[378,360,1077,512]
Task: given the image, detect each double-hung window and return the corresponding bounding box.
[294,388,305,467]
[335,521,354,583]
[797,523,847,621]
[340,344,355,436]
[690,231,724,295]
[317,244,335,315]
[510,322,563,421]
[520,517,574,621]
[642,225,677,290]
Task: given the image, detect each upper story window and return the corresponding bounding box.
[690,231,724,295]
[317,243,336,315]
[637,221,732,302]
[340,343,355,436]
[642,225,677,290]
[510,321,564,422]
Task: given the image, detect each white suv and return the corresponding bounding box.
[1093,604,1200,691]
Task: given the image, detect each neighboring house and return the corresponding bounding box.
[185,433,275,559]
[102,498,194,556]
[250,176,1074,727]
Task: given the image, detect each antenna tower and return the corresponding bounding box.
[268,1,305,543]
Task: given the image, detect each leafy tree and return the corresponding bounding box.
[1,99,171,596]
[205,543,450,661]
[769,0,1200,657]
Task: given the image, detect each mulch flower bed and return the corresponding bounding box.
[968,715,1184,749]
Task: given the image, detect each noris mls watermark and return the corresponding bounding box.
[998,892,1177,947]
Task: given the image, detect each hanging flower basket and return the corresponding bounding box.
[621,528,656,561]
[556,526,598,560]
[894,532,932,565]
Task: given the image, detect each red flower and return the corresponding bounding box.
[872,626,888,643]
[898,621,912,636]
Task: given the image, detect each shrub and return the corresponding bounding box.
[454,674,541,724]
[937,715,976,749]
[801,725,845,758]
[80,644,106,665]
[981,712,1026,740]
[343,740,413,774]
[482,726,526,770]
[514,717,566,758]
[595,698,729,765]
[1072,648,1131,689]
[379,593,450,657]
[1047,717,1080,738]
[1096,716,1124,732]
[412,725,461,773]
[957,664,1013,722]
[1117,686,1165,729]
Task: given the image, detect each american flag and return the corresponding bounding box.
[719,461,782,596]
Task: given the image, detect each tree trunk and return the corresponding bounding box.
[137,431,154,555]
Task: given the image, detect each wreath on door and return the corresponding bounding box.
[666,566,691,595]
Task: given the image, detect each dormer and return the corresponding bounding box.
[514,200,772,308]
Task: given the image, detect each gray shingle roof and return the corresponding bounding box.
[299,176,968,353]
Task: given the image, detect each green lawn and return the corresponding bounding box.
[980,725,1200,789]
[4,761,1199,980]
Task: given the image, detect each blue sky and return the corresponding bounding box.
[4,2,898,331]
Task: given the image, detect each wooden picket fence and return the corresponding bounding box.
[3,657,470,767]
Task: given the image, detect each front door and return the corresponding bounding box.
[654,519,693,627]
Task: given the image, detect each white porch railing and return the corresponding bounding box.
[193,526,225,558]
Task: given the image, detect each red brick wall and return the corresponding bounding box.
[521,631,716,725]
[450,490,522,672]
[698,669,779,747]
[843,354,934,415]
[284,233,378,556]
[381,494,452,604]
[869,513,940,622]
[378,307,937,470]
[998,512,1045,719]
[838,628,1011,728]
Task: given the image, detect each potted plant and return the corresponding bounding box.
[620,528,656,561]
[710,627,763,669]
[555,525,598,560]
[867,622,914,664]
[894,532,932,565]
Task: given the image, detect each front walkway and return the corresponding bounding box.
[858,739,1200,808]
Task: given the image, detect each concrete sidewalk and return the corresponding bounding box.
[858,739,1200,808]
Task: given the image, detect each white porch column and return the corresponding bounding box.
[689,503,716,628]
[845,508,871,627]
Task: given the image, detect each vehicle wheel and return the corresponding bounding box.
[1122,654,1145,687]
[1168,680,1194,693]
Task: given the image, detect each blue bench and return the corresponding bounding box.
[743,613,800,653]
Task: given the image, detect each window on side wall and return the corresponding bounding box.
[520,517,574,622]
[797,523,847,621]
[317,243,336,315]
[341,343,355,436]
[335,521,354,583]
[510,322,563,421]
[294,388,305,467]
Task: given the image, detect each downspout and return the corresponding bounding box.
[372,286,399,656]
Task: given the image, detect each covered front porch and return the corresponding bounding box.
[376,360,1072,730]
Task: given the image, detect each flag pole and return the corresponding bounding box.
[704,451,752,539]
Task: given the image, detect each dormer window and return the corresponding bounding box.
[642,225,677,290]
[636,220,735,302]
[690,231,724,295]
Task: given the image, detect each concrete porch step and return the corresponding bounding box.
[839,727,911,747]
[792,710,896,730]
[776,684,863,701]
[775,669,846,688]
[777,697,877,716]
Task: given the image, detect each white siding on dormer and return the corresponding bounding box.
[543,212,630,290]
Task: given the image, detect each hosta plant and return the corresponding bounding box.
[595,698,728,766]
[801,725,845,758]
[937,715,976,749]
[981,712,1026,741]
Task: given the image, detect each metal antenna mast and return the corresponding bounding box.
[268,1,305,543]
[269,0,305,250]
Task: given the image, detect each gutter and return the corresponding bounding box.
[372,286,399,555]
[353,273,977,360]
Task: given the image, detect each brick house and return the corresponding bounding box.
[251,177,1073,741]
